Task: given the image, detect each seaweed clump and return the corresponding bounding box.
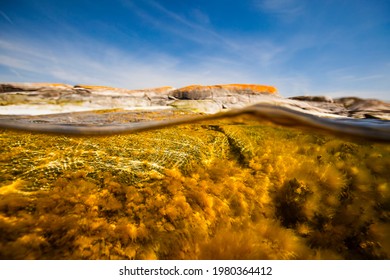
[0,116,389,259]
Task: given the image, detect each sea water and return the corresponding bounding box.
[0,110,389,260]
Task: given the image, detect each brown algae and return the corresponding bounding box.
[0,116,389,259]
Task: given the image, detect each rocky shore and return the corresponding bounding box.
[1,82,388,120]
[290,96,390,120]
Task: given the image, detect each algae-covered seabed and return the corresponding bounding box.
[0,115,389,260]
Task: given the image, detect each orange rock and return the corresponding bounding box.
[170,83,278,100]
[224,84,278,94]
[175,84,278,95]
[75,85,118,90]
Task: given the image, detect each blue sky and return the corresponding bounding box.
[0,0,389,99]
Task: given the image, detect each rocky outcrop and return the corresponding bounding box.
[0,83,90,105]
[290,96,334,103]
[0,83,279,113]
[169,84,279,109]
[289,95,390,120]
[170,84,278,99]
[0,83,174,107]
[0,83,74,93]
[0,83,389,120]
[335,97,390,116]
[72,85,175,107]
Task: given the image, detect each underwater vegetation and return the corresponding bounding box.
[0,116,389,259]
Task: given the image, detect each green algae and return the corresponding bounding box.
[0,116,389,259]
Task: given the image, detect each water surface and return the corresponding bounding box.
[0,107,389,259]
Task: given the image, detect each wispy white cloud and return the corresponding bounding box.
[337,74,384,82]
[123,0,285,69]
[326,67,389,84]
[190,9,210,25]
[0,55,34,71]
[0,34,261,89]
[254,0,305,20]
[123,0,235,50]
[0,10,13,24]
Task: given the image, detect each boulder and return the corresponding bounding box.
[169,84,279,109]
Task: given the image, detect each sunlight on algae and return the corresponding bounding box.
[0,115,389,259]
